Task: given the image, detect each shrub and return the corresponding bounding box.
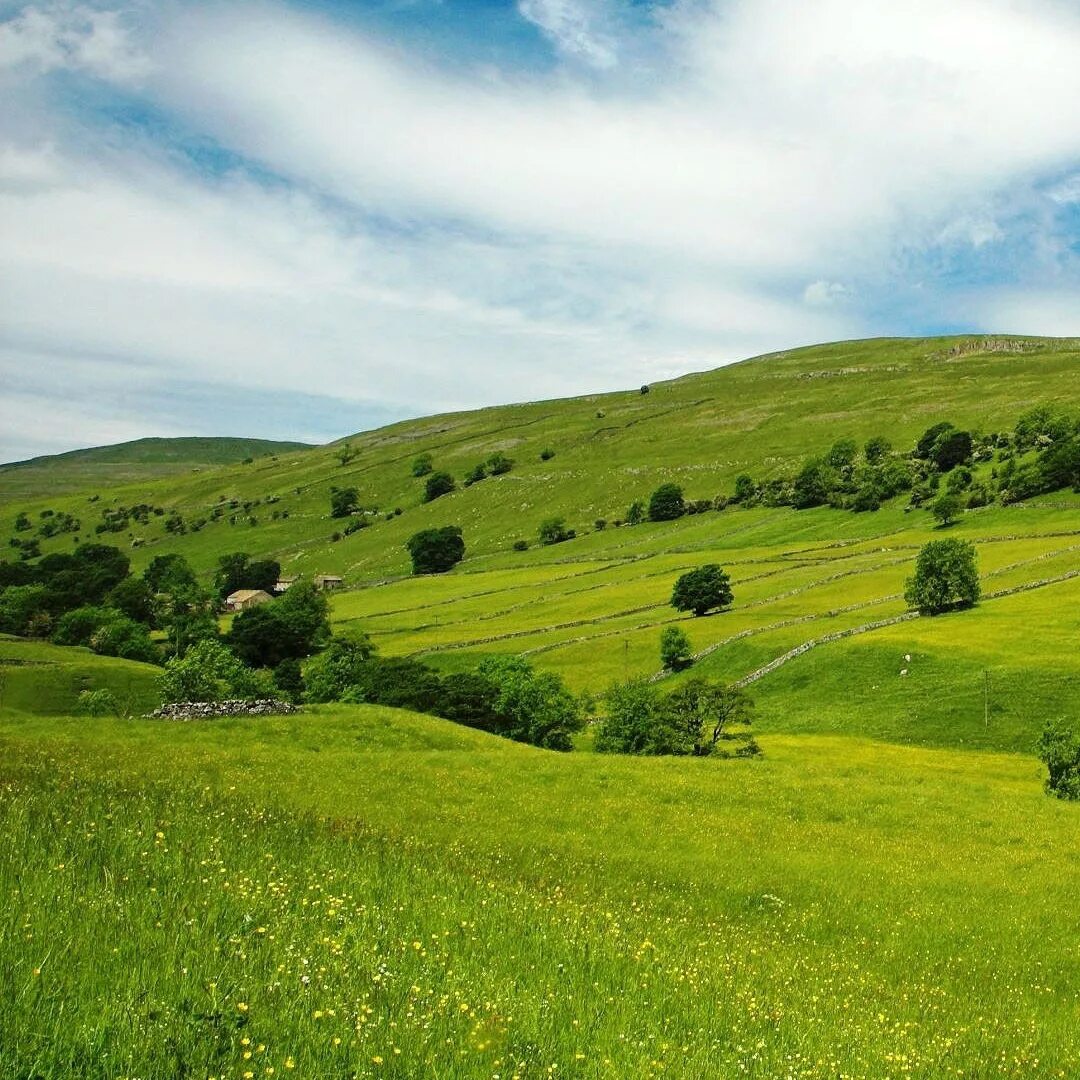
[626,500,645,525]
[303,632,377,703]
[406,526,465,574]
[904,539,980,615]
[671,565,733,617]
[52,605,114,647]
[330,487,360,518]
[487,452,514,475]
[88,616,160,664]
[594,519,607,531]
[595,679,675,755]
[411,453,434,477]
[437,672,504,733]
[476,656,583,751]
[931,493,962,527]
[864,436,892,464]
[932,430,973,472]
[512,539,529,552]
[342,657,443,714]
[1037,719,1080,800]
[76,688,119,717]
[732,475,756,504]
[424,471,456,502]
[648,483,685,522]
[539,448,555,461]
[463,463,487,487]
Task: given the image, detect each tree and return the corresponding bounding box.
[424,471,456,502]
[825,438,858,472]
[214,552,281,599]
[411,453,434,477]
[864,435,892,465]
[89,616,159,664]
[228,582,329,668]
[1037,719,1080,800]
[476,656,583,751]
[916,421,954,459]
[303,632,377,702]
[931,493,961,527]
[626,500,645,525]
[406,526,465,574]
[334,442,357,466]
[463,463,487,487]
[343,656,443,714]
[904,539,980,615]
[671,565,733,617]
[143,553,197,594]
[0,585,49,635]
[107,577,154,624]
[931,430,973,472]
[538,517,573,545]
[437,672,504,732]
[52,605,115,646]
[792,459,836,509]
[330,487,360,518]
[159,639,264,702]
[487,452,514,475]
[732,474,757,504]
[648,483,686,522]
[660,626,692,671]
[663,679,755,756]
[595,678,678,755]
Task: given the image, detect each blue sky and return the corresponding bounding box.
[2,0,1080,461]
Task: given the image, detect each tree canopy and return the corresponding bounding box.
[671,565,733,616]
[904,539,980,615]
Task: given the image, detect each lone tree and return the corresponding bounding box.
[330,486,360,518]
[931,493,962,527]
[538,517,573,546]
[648,482,686,522]
[406,526,465,574]
[423,471,456,502]
[659,626,693,671]
[671,564,734,616]
[904,538,980,615]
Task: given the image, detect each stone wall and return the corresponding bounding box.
[146,699,299,720]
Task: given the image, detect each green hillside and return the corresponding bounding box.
[0,436,313,501]
[3,334,1080,1077]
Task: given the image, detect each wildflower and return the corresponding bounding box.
[237,1002,249,1012]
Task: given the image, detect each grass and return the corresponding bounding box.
[1,706,1078,1078]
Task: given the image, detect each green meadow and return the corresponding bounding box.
[2,335,1080,1077]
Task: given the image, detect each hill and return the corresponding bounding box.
[2,334,1079,753]
[0,436,313,501]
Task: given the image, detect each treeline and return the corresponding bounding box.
[615,405,1080,529]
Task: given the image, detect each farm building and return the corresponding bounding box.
[274,576,297,594]
[314,574,344,591]
[225,589,273,612]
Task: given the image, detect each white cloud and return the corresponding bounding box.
[4,0,1080,457]
[518,0,618,69]
[0,3,148,80]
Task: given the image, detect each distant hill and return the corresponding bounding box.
[0,436,315,500]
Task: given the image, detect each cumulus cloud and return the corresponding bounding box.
[3,0,1080,458]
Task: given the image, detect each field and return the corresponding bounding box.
[2,335,1079,1077]
[2,708,1078,1079]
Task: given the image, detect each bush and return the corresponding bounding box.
[595,679,676,755]
[76,688,119,717]
[411,453,434,477]
[626,500,645,525]
[732,475,756,504]
[476,656,582,751]
[330,487,360,518]
[539,448,555,461]
[227,582,330,668]
[1037,719,1080,800]
[932,430,973,472]
[487,452,514,475]
[864,436,892,464]
[512,539,529,552]
[904,539,980,615]
[424,471,456,502]
[406,526,465,574]
[342,656,444,714]
[648,483,685,522]
[437,672,504,733]
[671,565,733,617]
[931,494,962,527]
[88,616,160,664]
[463,463,487,487]
[303,632,377,703]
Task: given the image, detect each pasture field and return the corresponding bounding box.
[1,707,1079,1079]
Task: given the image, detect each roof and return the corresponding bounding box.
[227,589,272,602]
[315,574,343,581]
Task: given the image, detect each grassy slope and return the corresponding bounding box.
[2,335,1078,752]
[1,705,1077,1078]
[0,436,313,501]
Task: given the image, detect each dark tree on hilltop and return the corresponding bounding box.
[904,539,980,615]
[648,483,686,522]
[424,471,456,502]
[406,526,465,574]
[671,564,733,616]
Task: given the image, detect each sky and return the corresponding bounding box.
[3,0,1080,461]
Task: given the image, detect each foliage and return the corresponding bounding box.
[659,625,692,671]
[931,430,973,472]
[334,442,358,466]
[538,517,574,546]
[302,632,378,704]
[904,539,980,615]
[663,678,755,756]
[342,657,444,714]
[52,605,115,647]
[476,656,583,751]
[625,500,645,525]
[143,553,197,594]
[106,576,154,623]
[732,474,757,504]
[487,452,514,475]
[792,458,837,509]
[423,471,456,502]
[88,616,160,664]
[1037,719,1080,800]
[411,453,434,477]
[74,688,120,717]
[159,639,264,702]
[330,487,360,518]
[648,483,685,522]
[0,584,49,635]
[463,463,487,487]
[595,678,677,755]
[539,447,555,461]
[825,438,858,471]
[214,552,281,599]
[671,564,733,616]
[272,658,305,702]
[228,582,330,669]
[405,526,465,574]
[931,493,962,527]
[437,672,505,732]
[864,435,892,464]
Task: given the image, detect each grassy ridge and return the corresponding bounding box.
[1,708,1077,1078]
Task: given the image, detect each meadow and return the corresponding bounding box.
[2,707,1078,1079]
